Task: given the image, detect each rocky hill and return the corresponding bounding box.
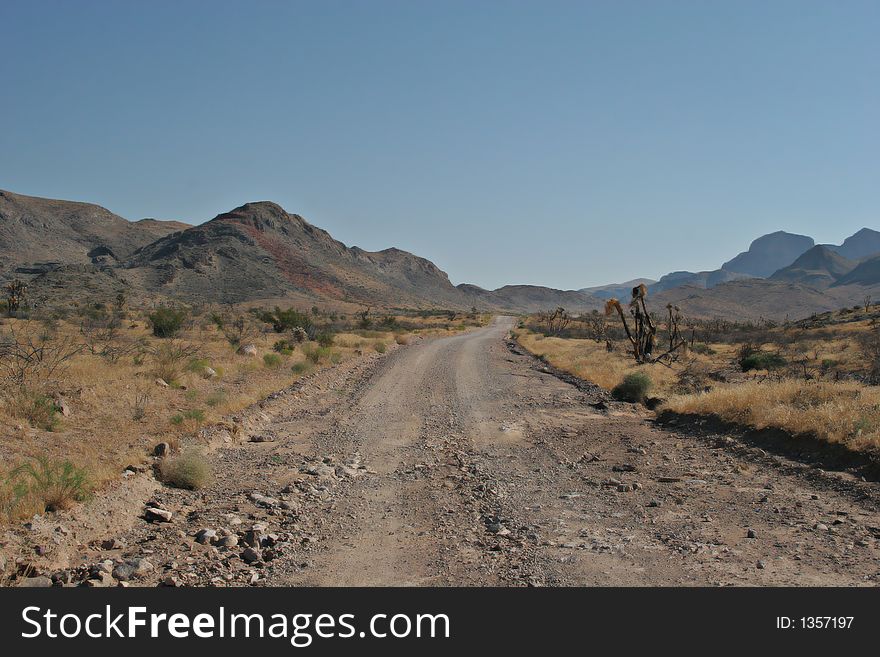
[769,245,856,288]
[721,231,815,277]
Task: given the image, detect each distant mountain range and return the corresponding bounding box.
[2,188,877,320]
[583,228,880,320]
[0,189,601,313]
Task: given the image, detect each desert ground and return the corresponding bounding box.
[5,316,878,586]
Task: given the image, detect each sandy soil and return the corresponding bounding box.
[5,317,879,586]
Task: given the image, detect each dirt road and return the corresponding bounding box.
[11,317,880,586]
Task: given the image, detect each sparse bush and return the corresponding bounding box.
[149,341,200,384]
[7,456,91,513]
[291,361,311,375]
[255,307,313,334]
[316,331,335,348]
[185,357,212,375]
[5,389,60,431]
[159,450,211,490]
[740,352,787,372]
[148,307,187,338]
[263,353,282,368]
[374,341,387,354]
[612,372,652,403]
[273,339,295,355]
[394,334,409,345]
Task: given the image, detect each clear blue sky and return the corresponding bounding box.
[2,1,878,289]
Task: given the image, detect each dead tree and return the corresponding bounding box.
[605,284,684,364]
[865,295,872,313]
[5,279,27,315]
[539,307,571,336]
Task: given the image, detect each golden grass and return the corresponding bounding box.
[664,380,880,452]
[516,332,680,393]
[0,310,486,523]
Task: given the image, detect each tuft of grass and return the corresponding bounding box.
[6,456,91,513]
[263,353,282,369]
[6,390,60,431]
[291,361,311,375]
[394,334,409,345]
[159,450,211,490]
[612,372,652,403]
[374,341,387,354]
[205,391,226,408]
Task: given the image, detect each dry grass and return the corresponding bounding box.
[517,309,880,454]
[664,380,880,451]
[0,308,486,523]
[159,449,212,490]
[516,332,680,393]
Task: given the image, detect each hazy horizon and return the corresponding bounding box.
[2,0,878,289]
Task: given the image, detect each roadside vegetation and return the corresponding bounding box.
[0,288,488,523]
[515,300,880,454]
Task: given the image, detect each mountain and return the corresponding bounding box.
[651,269,753,293]
[721,231,815,277]
[2,190,602,312]
[0,189,188,275]
[769,245,855,288]
[579,278,656,300]
[833,254,880,287]
[458,284,599,313]
[123,200,471,306]
[826,228,880,261]
[653,279,880,321]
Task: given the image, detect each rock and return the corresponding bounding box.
[84,572,115,587]
[18,575,53,588]
[304,464,336,478]
[814,523,829,532]
[112,558,154,581]
[155,378,170,388]
[747,529,757,539]
[195,529,217,545]
[215,535,238,549]
[647,500,662,508]
[617,484,633,493]
[756,560,766,569]
[280,500,300,512]
[242,529,265,548]
[249,434,275,443]
[241,547,262,564]
[203,367,217,378]
[101,538,126,550]
[145,507,173,523]
[153,442,171,457]
[53,396,71,417]
[160,575,182,587]
[237,344,258,357]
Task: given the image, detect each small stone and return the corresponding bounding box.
[160,576,182,587]
[237,344,258,357]
[112,558,154,581]
[18,575,53,588]
[747,529,757,539]
[195,528,217,545]
[647,500,662,508]
[757,560,766,569]
[617,484,633,493]
[241,547,262,564]
[155,378,170,388]
[101,538,126,550]
[153,442,171,457]
[814,523,829,532]
[145,507,173,523]
[203,367,217,378]
[216,535,238,549]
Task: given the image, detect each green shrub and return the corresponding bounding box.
[273,339,294,355]
[740,352,787,372]
[148,307,187,338]
[316,331,335,348]
[291,361,311,375]
[374,341,387,354]
[170,414,184,426]
[263,353,282,368]
[159,450,211,490]
[8,391,61,431]
[254,307,313,334]
[612,372,652,403]
[185,357,211,374]
[8,456,91,512]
